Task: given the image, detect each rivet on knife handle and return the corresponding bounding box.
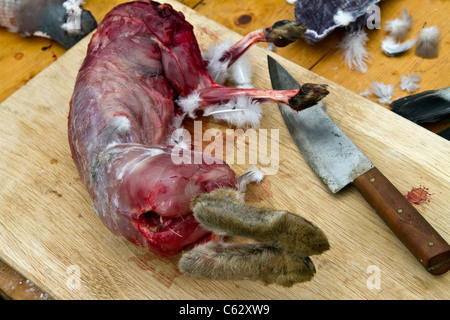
[353,167,450,275]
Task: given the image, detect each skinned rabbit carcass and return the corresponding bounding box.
[68,1,330,286]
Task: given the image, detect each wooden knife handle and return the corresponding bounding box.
[353,167,450,275]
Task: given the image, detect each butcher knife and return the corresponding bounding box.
[268,55,450,275]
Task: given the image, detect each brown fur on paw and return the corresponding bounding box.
[179,242,316,287]
[191,189,330,257]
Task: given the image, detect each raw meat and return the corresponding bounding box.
[68,1,328,257]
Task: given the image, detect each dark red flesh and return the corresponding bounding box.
[68,1,324,256]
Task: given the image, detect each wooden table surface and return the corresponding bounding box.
[0,0,448,300]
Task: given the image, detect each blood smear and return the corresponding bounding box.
[405,185,432,205]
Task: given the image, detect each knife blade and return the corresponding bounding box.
[268,55,450,275]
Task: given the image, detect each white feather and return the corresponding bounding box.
[168,128,190,149]
[170,112,186,130]
[103,115,131,144]
[333,10,355,27]
[371,82,395,105]
[61,0,85,35]
[385,8,413,41]
[32,31,52,39]
[166,112,189,147]
[203,96,262,128]
[229,53,254,88]
[338,29,370,73]
[381,36,416,57]
[238,166,265,192]
[399,73,421,93]
[176,91,202,118]
[204,40,233,85]
[415,26,440,59]
[112,115,130,134]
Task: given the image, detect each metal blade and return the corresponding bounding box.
[268,55,374,193]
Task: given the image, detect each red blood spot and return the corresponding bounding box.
[404,185,432,205]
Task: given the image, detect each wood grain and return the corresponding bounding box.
[0,0,449,300]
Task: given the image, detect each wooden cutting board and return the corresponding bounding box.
[0,0,448,299]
